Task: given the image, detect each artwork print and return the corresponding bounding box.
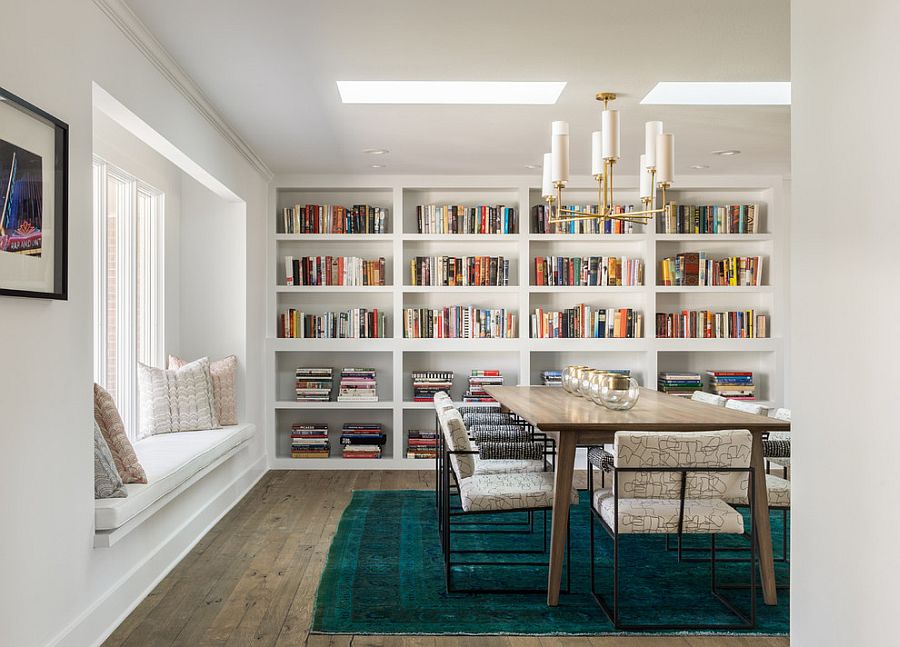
[0,138,43,256]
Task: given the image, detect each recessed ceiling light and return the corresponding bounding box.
[641,82,791,105]
[690,164,710,169]
[711,150,741,156]
[363,148,389,155]
[337,81,566,105]
[369,164,385,169]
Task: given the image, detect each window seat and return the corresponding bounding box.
[94,423,255,547]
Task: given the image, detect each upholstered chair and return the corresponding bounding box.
[691,391,728,406]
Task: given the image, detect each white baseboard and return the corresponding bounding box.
[48,453,267,647]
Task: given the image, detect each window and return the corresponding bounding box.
[93,158,163,438]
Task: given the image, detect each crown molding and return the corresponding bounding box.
[92,0,273,180]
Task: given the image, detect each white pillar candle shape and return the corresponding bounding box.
[645,121,663,168]
[656,133,675,183]
[601,110,620,160]
[551,121,569,183]
[591,131,603,177]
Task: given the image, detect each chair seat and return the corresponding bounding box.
[458,472,578,513]
[473,457,545,475]
[725,473,791,508]
[593,489,744,534]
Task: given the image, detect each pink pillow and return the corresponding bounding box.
[94,383,147,484]
[168,355,237,425]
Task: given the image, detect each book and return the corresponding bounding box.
[707,371,757,400]
[279,308,386,339]
[655,310,768,339]
[340,423,386,458]
[406,429,438,459]
[533,255,644,287]
[530,306,643,339]
[657,203,760,235]
[658,253,763,287]
[290,422,330,458]
[411,371,454,402]
[403,306,517,339]
[409,255,510,286]
[415,204,516,234]
[284,255,386,286]
[281,204,387,234]
[295,367,333,401]
[541,370,563,386]
[337,368,378,402]
[532,203,638,234]
[658,371,703,398]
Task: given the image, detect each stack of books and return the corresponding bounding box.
[340,423,386,459]
[707,371,756,400]
[657,371,703,398]
[337,368,378,402]
[295,367,333,401]
[411,371,454,402]
[463,370,503,403]
[290,423,330,458]
[541,370,563,386]
[658,203,759,235]
[531,306,643,338]
[406,430,438,459]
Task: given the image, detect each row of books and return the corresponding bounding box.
[659,253,763,287]
[534,256,644,287]
[279,309,387,339]
[463,370,503,403]
[407,429,438,459]
[411,371,453,402]
[295,367,333,401]
[403,307,517,339]
[281,204,388,234]
[291,423,330,458]
[284,255,386,287]
[657,370,757,400]
[655,310,768,339]
[658,203,760,235]
[532,204,639,235]
[415,205,517,234]
[409,255,510,286]
[541,370,562,386]
[530,306,644,339]
[337,368,378,402]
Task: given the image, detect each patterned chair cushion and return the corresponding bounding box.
[767,409,791,469]
[588,446,615,472]
[138,358,219,438]
[471,425,531,443]
[458,472,578,513]
[478,441,544,461]
[169,354,237,425]
[725,473,791,508]
[439,415,476,480]
[691,391,727,406]
[614,430,752,502]
[463,412,517,427]
[763,438,791,458]
[595,493,744,535]
[457,404,500,416]
[94,383,147,484]
[94,421,127,499]
[474,457,546,475]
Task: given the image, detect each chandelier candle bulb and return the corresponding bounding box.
[645,121,663,168]
[591,131,604,177]
[656,133,675,183]
[601,110,620,160]
[541,153,553,198]
[639,154,652,198]
[551,121,570,183]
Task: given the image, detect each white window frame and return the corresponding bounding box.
[93,156,164,438]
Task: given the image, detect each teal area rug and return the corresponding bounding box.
[312,490,789,636]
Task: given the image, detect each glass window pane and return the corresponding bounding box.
[104,174,126,405]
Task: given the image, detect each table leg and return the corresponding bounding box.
[751,432,778,605]
[547,432,576,606]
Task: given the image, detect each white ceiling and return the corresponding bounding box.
[125,0,790,177]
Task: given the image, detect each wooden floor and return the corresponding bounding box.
[104,470,788,647]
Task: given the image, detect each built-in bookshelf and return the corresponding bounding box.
[266,177,787,469]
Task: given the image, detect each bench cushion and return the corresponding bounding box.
[94,423,255,530]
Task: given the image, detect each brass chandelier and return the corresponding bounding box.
[541,92,675,225]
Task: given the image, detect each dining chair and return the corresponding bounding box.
[691,391,727,406]
[724,399,770,416]
[588,429,757,630]
[765,408,791,478]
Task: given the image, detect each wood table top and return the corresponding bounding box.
[484,386,790,434]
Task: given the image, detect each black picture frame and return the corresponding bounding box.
[0,86,68,300]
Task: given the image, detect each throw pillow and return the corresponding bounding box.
[94,383,148,484]
[94,420,127,499]
[138,358,219,438]
[168,354,237,425]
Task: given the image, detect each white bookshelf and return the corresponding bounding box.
[266,175,788,469]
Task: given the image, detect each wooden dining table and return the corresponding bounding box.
[484,385,790,607]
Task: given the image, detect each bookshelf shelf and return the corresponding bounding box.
[267,176,787,471]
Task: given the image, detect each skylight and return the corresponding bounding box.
[336,81,567,105]
[641,82,791,105]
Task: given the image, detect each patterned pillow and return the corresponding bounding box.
[94,383,147,484]
[94,420,127,499]
[138,358,219,438]
[168,354,237,425]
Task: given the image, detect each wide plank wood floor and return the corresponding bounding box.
[104,470,788,647]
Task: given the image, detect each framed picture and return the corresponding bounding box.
[0,86,68,299]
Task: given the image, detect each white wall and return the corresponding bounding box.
[0,1,269,645]
[792,1,900,645]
